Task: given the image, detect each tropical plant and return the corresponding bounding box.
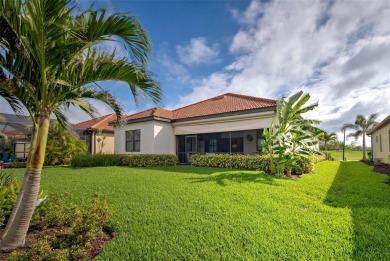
[0,0,161,249]
[263,91,322,177]
[45,121,87,165]
[0,132,7,144]
[344,114,378,161]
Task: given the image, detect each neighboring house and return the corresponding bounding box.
[0,113,32,159]
[113,93,277,163]
[75,114,117,154]
[367,115,390,163]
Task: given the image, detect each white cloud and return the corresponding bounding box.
[177,0,390,146]
[176,37,220,65]
[154,45,190,84]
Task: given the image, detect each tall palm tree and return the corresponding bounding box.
[344,114,378,161]
[320,132,337,159]
[0,0,161,250]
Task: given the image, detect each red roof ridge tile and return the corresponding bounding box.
[172,93,276,113]
[75,113,116,131]
[123,107,173,121]
[223,93,277,103]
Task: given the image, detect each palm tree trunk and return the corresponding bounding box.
[0,116,49,250]
[1,122,38,240]
[325,141,328,160]
[362,132,366,161]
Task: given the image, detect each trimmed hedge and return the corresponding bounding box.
[191,154,274,172]
[70,154,177,168]
[191,154,325,174]
[121,154,178,167]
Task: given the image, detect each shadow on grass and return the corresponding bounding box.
[324,161,390,259]
[187,171,294,186]
[141,165,234,175]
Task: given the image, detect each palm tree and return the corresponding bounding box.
[344,114,378,161]
[320,132,337,159]
[0,0,161,250]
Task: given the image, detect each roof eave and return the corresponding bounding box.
[173,106,276,123]
[367,115,390,135]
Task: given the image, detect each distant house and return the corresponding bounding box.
[113,93,277,164]
[75,114,117,154]
[0,113,33,159]
[368,115,390,163]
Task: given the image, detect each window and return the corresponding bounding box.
[380,134,382,152]
[376,136,378,143]
[208,139,218,152]
[388,130,390,152]
[256,129,265,152]
[230,131,243,153]
[126,129,140,152]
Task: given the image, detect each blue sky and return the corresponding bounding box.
[1,0,390,145]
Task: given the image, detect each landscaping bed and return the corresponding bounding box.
[0,228,113,261]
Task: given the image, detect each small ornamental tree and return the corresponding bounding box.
[262,91,322,177]
[45,121,87,165]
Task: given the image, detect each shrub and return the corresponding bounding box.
[8,236,71,261]
[12,193,113,260]
[191,154,317,175]
[44,120,87,166]
[120,154,177,167]
[291,157,313,175]
[70,154,123,167]
[71,154,177,167]
[7,161,27,168]
[0,172,21,228]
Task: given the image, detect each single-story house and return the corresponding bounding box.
[74,113,116,154]
[368,115,390,163]
[0,113,32,160]
[113,93,277,164]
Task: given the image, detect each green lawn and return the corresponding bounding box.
[7,161,390,260]
[328,150,365,161]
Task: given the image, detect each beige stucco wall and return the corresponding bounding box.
[371,123,390,163]
[243,130,257,154]
[115,121,154,154]
[93,132,114,154]
[114,120,175,154]
[153,121,175,154]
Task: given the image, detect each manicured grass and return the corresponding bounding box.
[7,161,390,260]
[328,150,365,161]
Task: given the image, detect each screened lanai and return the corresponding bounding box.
[0,113,32,160]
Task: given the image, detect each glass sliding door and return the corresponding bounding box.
[177,135,197,164]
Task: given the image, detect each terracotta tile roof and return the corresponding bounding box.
[173,93,276,120]
[123,108,173,121]
[75,113,117,131]
[122,93,276,122]
[367,114,390,135]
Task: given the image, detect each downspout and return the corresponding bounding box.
[89,130,92,154]
[370,135,374,162]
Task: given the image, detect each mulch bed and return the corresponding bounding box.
[362,160,390,184]
[0,228,113,260]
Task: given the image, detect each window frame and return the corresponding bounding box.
[125,129,141,152]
